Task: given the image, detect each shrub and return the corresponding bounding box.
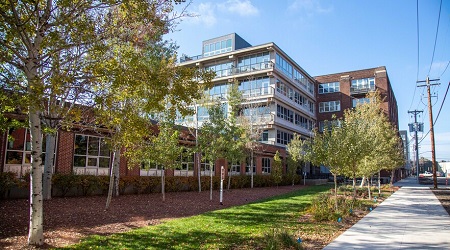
[0,172,19,199]
[308,193,363,222]
[52,173,79,197]
[263,228,302,250]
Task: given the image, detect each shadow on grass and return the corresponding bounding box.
[63,185,331,249]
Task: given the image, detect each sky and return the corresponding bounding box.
[165,0,450,162]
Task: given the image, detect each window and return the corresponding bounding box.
[174,151,194,177]
[200,154,214,176]
[74,135,110,168]
[259,130,269,142]
[203,38,232,57]
[319,101,340,113]
[319,82,340,94]
[141,161,163,176]
[276,130,293,145]
[4,128,56,177]
[262,158,271,174]
[245,157,256,175]
[352,98,371,108]
[229,161,241,176]
[205,62,232,79]
[276,104,293,123]
[276,53,293,78]
[239,76,270,97]
[237,52,270,73]
[351,77,375,92]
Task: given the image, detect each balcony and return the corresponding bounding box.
[350,84,375,95]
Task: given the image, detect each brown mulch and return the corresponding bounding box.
[432,188,450,216]
[0,185,308,249]
[2,185,447,250]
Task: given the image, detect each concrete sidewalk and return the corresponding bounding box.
[324,177,450,249]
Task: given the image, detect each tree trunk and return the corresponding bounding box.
[333,173,338,211]
[113,151,120,197]
[28,111,44,246]
[378,171,381,195]
[43,133,56,200]
[105,151,117,211]
[352,176,357,199]
[227,172,231,190]
[197,152,201,192]
[359,176,366,188]
[161,167,166,201]
[390,170,395,186]
[250,152,254,188]
[367,177,372,200]
[210,161,213,201]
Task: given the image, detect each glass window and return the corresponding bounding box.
[74,135,110,169]
[319,82,340,94]
[262,158,271,174]
[319,101,341,113]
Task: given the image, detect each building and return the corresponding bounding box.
[315,67,401,181]
[176,33,317,176]
[314,66,398,130]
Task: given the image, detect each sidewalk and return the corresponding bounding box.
[324,176,450,249]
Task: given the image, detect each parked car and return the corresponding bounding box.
[419,171,433,177]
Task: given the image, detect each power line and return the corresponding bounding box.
[427,0,443,76]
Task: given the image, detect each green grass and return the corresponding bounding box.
[63,185,332,250]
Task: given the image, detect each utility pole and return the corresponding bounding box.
[408,110,423,181]
[417,77,440,189]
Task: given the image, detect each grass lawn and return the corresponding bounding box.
[63,184,391,249]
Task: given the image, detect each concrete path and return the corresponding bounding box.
[324,177,450,249]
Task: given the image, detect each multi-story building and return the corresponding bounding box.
[315,67,401,181]
[178,33,316,148]
[314,66,398,131]
[176,33,317,176]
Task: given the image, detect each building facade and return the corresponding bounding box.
[1,34,403,182]
[314,66,399,131]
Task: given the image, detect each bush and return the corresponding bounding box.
[0,172,19,199]
[52,174,79,197]
[309,193,363,222]
[263,228,302,250]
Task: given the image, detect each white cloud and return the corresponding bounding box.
[218,0,259,17]
[186,2,217,27]
[288,0,333,14]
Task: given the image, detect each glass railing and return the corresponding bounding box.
[350,84,375,94]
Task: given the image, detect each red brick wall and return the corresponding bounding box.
[56,130,74,174]
[314,66,398,126]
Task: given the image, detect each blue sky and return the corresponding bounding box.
[165,0,450,162]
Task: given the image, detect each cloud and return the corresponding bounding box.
[186,2,217,27]
[429,60,450,77]
[218,0,259,17]
[288,0,333,14]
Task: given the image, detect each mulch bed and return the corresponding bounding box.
[0,185,308,249]
[2,185,448,250]
[432,188,450,216]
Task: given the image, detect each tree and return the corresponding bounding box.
[0,0,208,245]
[197,100,229,200]
[272,151,283,187]
[287,133,308,185]
[225,81,246,189]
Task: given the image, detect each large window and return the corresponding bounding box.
[245,157,256,175]
[277,104,294,123]
[237,52,270,73]
[276,53,293,78]
[205,62,232,78]
[276,130,293,145]
[4,128,55,177]
[239,76,270,97]
[74,135,110,169]
[319,82,340,94]
[262,157,271,174]
[228,161,241,176]
[205,83,229,100]
[352,98,371,108]
[140,161,163,176]
[351,77,375,91]
[200,154,215,176]
[174,151,195,177]
[319,101,341,113]
[203,38,232,57]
